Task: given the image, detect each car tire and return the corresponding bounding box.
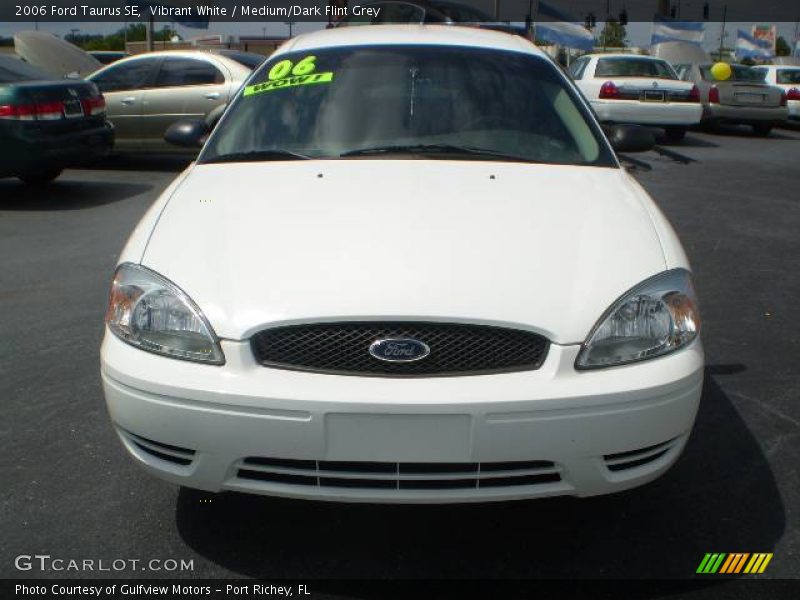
[752,124,773,137]
[664,127,687,142]
[17,168,63,185]
[699,119,719,133]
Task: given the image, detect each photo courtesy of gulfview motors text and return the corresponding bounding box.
[1,0,799,598]
[14,584,309,596]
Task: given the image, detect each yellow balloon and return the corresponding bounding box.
[710,62,733,81]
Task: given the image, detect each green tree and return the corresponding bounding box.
[72,23,176,51]
[597,19,627,48]
[776,36,791,56]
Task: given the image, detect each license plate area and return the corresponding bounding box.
[325,414,472,462]
[643,90,666,102]
[735,92,766,104]
[63,99,83,118]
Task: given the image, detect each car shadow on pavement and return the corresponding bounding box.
[656,134,720,149]
[175,372,784,580]
[698,124,800,140]
[0,180,151,211]
[90,154,193,173]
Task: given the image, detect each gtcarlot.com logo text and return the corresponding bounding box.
[14,554,194,572]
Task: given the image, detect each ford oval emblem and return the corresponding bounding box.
[369,338,430,363]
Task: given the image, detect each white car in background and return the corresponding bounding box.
[569,53,702,141]
[752,65,800,122]
[101,25,703,504]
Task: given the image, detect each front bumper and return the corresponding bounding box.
[591,100,703,126]
[101,332,704,503]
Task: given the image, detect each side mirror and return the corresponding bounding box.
[607,124,656,153]
[164,119,210,148]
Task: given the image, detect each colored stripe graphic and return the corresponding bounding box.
[744,553,773,574]
[697,553,726,573]
[720,553,749,573]
[699,553,773,574]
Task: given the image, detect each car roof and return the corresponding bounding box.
[275,24,543,57]
[90,49,252,76]
[583,53,665,60]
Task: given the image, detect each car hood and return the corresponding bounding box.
[140,160,668,344]
[14,31,102,78]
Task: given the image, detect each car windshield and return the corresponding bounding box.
[777,69,800,85]
[595,57,678,80]
[0,56,51,83]
[201,45,614,167]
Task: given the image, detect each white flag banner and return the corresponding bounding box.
[651,15,705,46]
[735,29,774,59]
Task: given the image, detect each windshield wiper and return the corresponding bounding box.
[203,149,310,164]
[340,143,539,163]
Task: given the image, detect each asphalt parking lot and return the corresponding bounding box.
[1,125,798,585]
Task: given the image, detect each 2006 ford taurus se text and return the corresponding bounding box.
[101,25,703,503]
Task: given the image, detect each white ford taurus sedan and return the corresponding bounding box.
[101,25,703,503]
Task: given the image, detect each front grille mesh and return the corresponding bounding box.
[251,321,549,377]
[237,457,562,491]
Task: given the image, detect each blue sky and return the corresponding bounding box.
[1,20,798,51]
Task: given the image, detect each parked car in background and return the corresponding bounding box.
[568,54,702,141]
[86,50,252,152]
[751,65,800,122]
[88,51,131,65]
[212,49,268,70]
[0,55,113,184]
[102,25,703,504]
[676,62,787,135]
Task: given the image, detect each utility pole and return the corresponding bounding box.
[718,4,727,60]
[494,0,500,20]
[284,20,295,38]
[146,15,154,52]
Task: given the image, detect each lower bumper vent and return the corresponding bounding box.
[603,439,676,472]
[125,431,196,467]
[236,457,562,491]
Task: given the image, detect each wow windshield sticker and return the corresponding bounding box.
[244,55,334,96]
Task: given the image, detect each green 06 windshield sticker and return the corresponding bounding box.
[244,55,334,96]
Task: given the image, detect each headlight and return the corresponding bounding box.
[576,269,700,369]
[105,263,224,365]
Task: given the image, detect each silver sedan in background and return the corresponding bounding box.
[87,50,255,152]
[675,62,787,136]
